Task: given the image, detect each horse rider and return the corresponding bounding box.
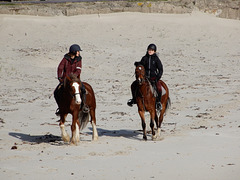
[54,44,88,115]
[127,43,163,110]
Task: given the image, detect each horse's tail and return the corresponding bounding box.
[79,111,89,131]
[164,97,171,115]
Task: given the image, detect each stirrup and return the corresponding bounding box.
[55,108,60,116]
[156,102,162,111]
[82,104,89,113]
[127,99,134,107]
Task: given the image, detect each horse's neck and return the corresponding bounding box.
[63,87,72,99]
[139,80,154,97]
[63,82,73,97]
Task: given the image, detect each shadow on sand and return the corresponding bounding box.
[9,132,62,144]
[9,127,144,145]
[87,127,144,140]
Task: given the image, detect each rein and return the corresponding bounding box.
[65,81,81,98]
[70,92,80,98]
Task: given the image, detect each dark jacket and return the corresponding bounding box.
[57,54,82,80]
[140,53,163,81]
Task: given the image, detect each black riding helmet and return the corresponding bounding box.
[69,44,82,53]
[147,44,157,52]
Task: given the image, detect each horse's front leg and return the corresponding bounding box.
[71,111,80,145]
[149,110,156,140]
[138,110,147,140]
[59,114,70,142]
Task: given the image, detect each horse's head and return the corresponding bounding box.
[135,65,146,85]
[65,74,82,105]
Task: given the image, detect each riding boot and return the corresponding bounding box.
[127,81,137,107]
[156,91,162,110]
[81,83,89,113]
[54,83,63,116]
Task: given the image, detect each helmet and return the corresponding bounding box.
[69,44,82,53]
[147,44,157,52]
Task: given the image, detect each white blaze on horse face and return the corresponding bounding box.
[138,77,142,83]
[72,82,81,105]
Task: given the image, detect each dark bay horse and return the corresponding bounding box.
[135,65,171,140]
[55,74,98,144]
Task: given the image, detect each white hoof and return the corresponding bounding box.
[62,134,70,142]
[92,135,98,141]
[152,134,157,140]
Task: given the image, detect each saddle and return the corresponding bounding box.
[80,84,89,113]
[150,80,162,97]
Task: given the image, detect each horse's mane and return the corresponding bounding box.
[136,65,157,97]
[64,74,81,88]
[70,74,81,83]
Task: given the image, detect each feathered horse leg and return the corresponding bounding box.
[59,114,70,143]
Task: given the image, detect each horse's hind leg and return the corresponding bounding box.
[156,106,165,139]
[59,114,70,143]
[139,110,147,140]
[159,108,165,128]
[90,109,98,141]
[154,113,160,138]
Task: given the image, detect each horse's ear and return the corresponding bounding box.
[66,76,71,82]
[134,61,141,67]
[63,77,67,88]
[63,76,71,88]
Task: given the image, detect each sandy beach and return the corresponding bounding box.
[0,11,240,179]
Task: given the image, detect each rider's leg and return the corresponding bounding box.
[127,80,137,107]
[156,80,162,110]
[54,83,63,115]
[81,82,89,113]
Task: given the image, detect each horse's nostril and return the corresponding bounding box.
[76,101,81,105]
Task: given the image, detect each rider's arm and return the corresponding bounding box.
[73,59,82,77]
[57,58,66,79]
[156,58,163,81]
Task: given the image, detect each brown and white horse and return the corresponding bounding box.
[55,74,98,144]
[135,65,170,140]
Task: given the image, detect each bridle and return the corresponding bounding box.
[135,66,147,85]
[72,92,81,98]
[69,82,81,98]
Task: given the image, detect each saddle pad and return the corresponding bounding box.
[162,86,166,95]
